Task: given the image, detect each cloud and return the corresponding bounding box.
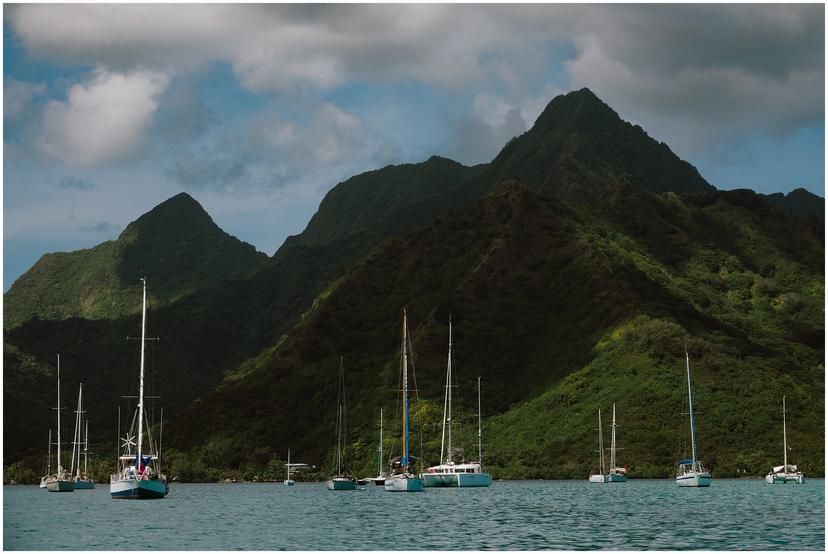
[58,176,96,190]
[4,78,46,122]
[39,67,170,166]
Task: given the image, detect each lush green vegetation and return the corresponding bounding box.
[5,89,823,483]
[4,193,270,327]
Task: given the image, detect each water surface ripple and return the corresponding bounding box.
[4,479,824,550]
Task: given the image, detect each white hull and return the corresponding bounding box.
[39,477,48,489]
[110,476,169,498]
[589,474,610,483]
[765,473,805,484]
[284,480,295,486]
[422,471,492,487]
[676,473,711,487]
[384,475,424,492]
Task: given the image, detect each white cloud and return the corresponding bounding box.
[39,67,170,166]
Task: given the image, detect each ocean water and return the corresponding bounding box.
[4,479,824,550]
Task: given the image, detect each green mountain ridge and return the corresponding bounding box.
[4,88,823,483]
[4,192,270,327]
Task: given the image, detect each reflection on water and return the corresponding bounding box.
[4,479,824,550]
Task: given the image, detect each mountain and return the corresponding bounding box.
[4,88,823,483]
[164,181,823,481]
[3,157,485,465]
[457,88,714,204]
[760,187,824,219]
[4,193,270,327]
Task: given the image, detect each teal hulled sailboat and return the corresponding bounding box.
[385,310,424,492]
[676,345,711,487]
[326,357,357,491]
[45,354,74,492]
[110,277,169,499]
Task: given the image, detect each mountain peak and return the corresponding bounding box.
[120,192,213,241]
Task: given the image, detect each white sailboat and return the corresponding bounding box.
[422,319,491,488]
[607,404,627,482]
[45,354,74,492]
[39,429,51,489]
[589,409,609,483]
[366,409,387,486]
[326,357,357,491]
[285,449,295,486]
[676,346,711,487]
[70,384,95,489]
[765,396,805,484]
[385,309,424,492]
[110,277,169,499]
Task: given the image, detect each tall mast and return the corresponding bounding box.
[477,376,483,467]
[685,346,698,465]
[337,404,343,475]
[47,429,52,476]
[137,277,148,463]
[72,384,83,478]
[401,309,409,469]
[440,317,453,465]
[287,448,291,480]
[84,419,89,476]
[597,409,605,474]
[783,396,788,471]
[56,354,62,473]
[610,403,617,470]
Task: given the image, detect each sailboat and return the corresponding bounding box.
[70,383,95,489]
[326,357,357,491]
[589,409,609,483]
[385,309,424,492]
[39,429,52,489]
[676,346,711,487]
[367,409,387,485]
[765,396,805,484]
[45,354,74,492]
[110,277,169,499]
[607,404,627,482]
[283,449,309,486]
[423,319,491,487]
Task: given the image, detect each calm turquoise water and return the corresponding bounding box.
[4,479,824,550]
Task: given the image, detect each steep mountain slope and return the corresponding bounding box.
[164,182,823,480]
[4,193,269,327]
[457,88,713,205]
[4,157,484,463]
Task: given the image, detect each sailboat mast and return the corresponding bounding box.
[610,403,617,470]
[56,354,62,473]
[783,396,788,471]
[402,310,409,469]
[72,384,82,478]
[478,376,482,467]
[597,409,604,474]
[47,429,52,475]
[337,404,343,474]
[440,317,453,465]
[84,419,89,476]
[685,346,698,465]
[137,277,148,462]
[378,409,383,475]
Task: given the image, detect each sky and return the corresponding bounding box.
[3,4,825,289]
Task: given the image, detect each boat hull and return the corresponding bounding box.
[607,473,627,482]
[284,480,295,486]
[589,474,610,483]
[39,478,47,489]
[676,473,711,487]
[74,479,96,490]
[371,478,386,486]
[423,472,492,487]
[384,475,424,492]
[46,479,75,492]
[766,474,805,484]
[110,478,168,499]
[326,478,357,490]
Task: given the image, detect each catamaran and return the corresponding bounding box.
[676,346,711,487]
[385,309,424,492]
[607,403,627,482]
[45,354,74,492]
[326,357,357,491]
[39,429,52,489]
[423,319,491,487]
[765,396,805,484]
[110,277,169,499]
[70,383,95,489]
[589,409,609,483]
